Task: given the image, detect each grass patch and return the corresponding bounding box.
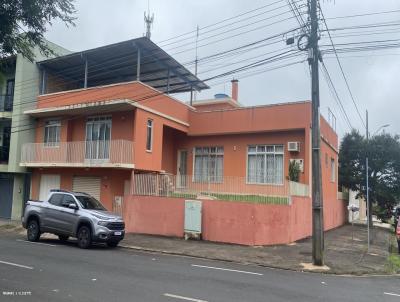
[169,192,198,199]
[386,253,400,273]
[0,224,17,230]
[169,192,289,205]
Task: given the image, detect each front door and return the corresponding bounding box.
[0,174,13,219]
[85,117,111,161]
[177,150,187,188]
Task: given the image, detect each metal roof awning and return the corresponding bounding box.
[38,37,208,94]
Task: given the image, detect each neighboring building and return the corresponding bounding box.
[0,42,70,219]
[19,37,340,226]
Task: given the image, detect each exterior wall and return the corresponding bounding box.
[170,130,308,184]
[188,102,311,136]
[133,108,187,172]
[35,111,135,144]
[30,168,131,210]
[37,82,191,126]
[123,195,346,246]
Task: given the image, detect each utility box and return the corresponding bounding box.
[184,200,202,240]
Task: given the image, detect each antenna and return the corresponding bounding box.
[193,25,200,101]
[144,0,154,39]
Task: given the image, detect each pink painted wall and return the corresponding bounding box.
[123,195,347,246]
[124,195,184,237]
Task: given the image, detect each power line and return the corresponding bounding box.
[325,8,400,20]
[319,4,366,129]
[320,62,353,131]
[156,0,287,44]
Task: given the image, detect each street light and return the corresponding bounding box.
[372,124,390,136]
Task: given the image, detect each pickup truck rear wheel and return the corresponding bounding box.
[77,226,92,249]
[27,219,40,242]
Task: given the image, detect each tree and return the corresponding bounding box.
[339,130,400,223]
[0,0,75,62]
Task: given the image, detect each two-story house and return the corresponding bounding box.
[20,37,339,224]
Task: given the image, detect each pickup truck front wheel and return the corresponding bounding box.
[27,219,40,242]
[77,226,92,249]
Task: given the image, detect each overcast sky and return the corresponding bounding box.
[44,0,400,138]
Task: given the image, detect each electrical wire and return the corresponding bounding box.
[319,4,366,129]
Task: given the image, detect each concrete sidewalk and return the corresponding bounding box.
[120,224,395,275]
[1,218,396,275]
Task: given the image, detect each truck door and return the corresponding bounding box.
[59,194,80,235]
[43,193,65,232]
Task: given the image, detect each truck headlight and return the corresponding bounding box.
[97,221,109,227]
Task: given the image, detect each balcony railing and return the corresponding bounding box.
[130,174,310,205]
[0,95,13,112]
[21,140,134,168]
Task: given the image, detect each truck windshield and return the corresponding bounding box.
[75,196,106,210]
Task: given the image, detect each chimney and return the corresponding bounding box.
[231,79,239,102]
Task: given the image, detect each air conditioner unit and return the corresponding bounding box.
[288,141,300,152]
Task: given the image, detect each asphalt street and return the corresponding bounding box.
[0,233,399,302]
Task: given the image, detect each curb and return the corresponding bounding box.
[119,243,396,277]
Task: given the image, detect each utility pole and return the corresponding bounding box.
[309,0,324,266]
[366,110,370,252]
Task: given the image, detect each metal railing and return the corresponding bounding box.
[0,95,13,112]
[131,174,310,205]
[21,140,134,167]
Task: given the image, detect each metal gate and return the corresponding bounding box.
[0,174,14,219]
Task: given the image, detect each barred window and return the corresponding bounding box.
[193,146,224,183]
[44,120,61,147]
[247,145,284,185]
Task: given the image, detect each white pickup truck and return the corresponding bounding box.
[22,190,125,248]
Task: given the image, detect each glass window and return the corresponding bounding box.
[85,116,111,160]
[146,119,153,151]
[44,120,61,147]
[48,193,64,206]
[62,195,77,207]
[331,158,336,182]
[247,145,284,185]
[194,146,224,183]
[75,195,106,211]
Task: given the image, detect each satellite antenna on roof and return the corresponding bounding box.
[144,0,154,39]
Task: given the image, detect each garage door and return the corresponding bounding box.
[72,177,101,200]
[39,174,60,201]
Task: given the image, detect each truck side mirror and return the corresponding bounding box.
[68,203,78,210]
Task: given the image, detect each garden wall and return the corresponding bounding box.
[123,195,347,246]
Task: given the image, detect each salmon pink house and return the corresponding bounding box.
[21,37,347,246]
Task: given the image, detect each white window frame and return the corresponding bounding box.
[192,146,224,183]
[146,119,153,152]
[85,115,112,160]
[331,157,336,182]
[246,144,285,185]
[44,120,61,147]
